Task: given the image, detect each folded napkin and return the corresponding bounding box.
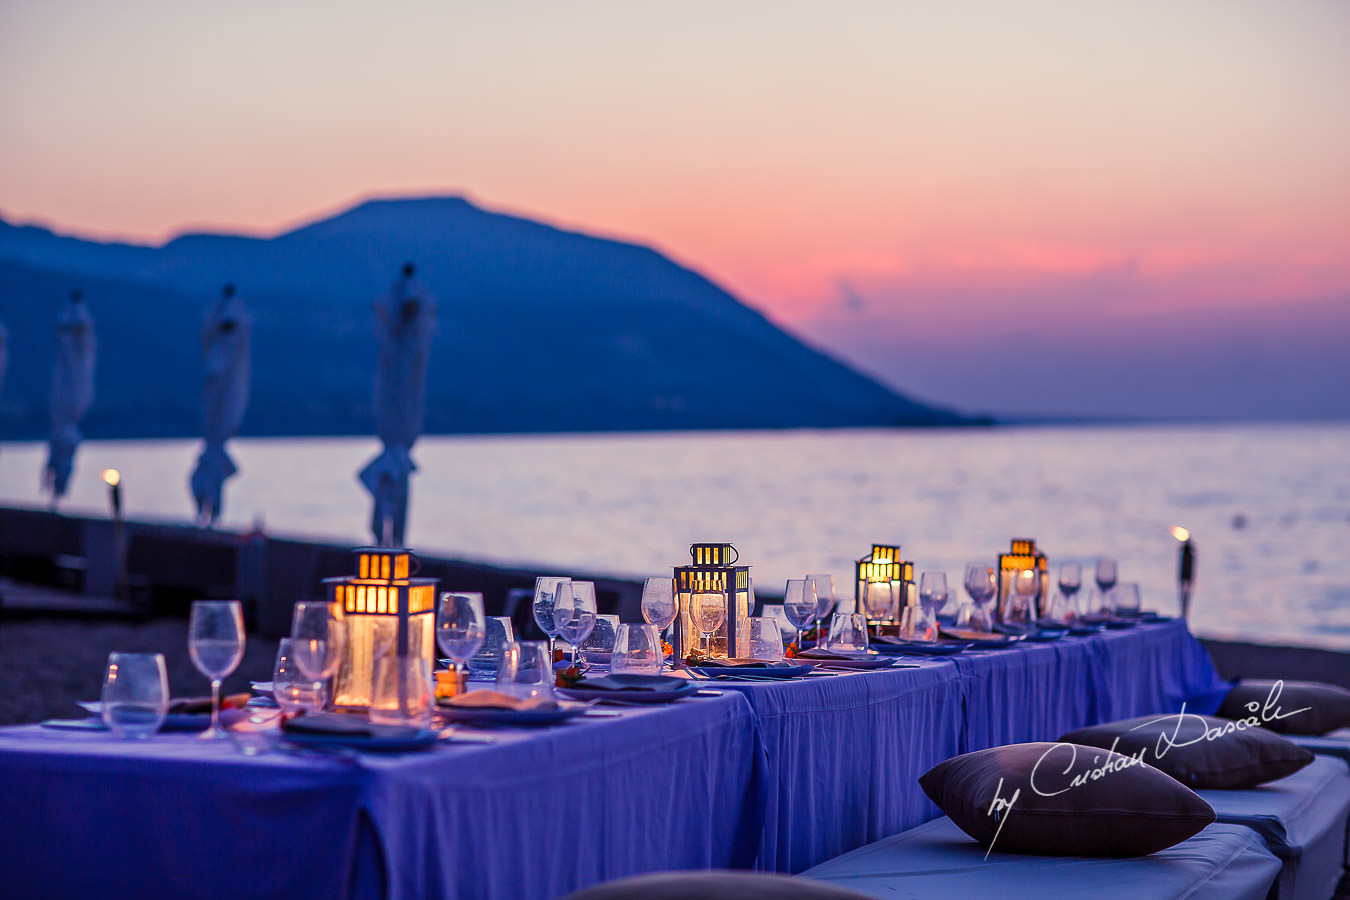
[169,694,251,714]
[280,712,420,739]
[939,628,1004,642]
[797,648,868,660]
[574,674,688,692]
[440,691,558,711]
[688,658,778,669]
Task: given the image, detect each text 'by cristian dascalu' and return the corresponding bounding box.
[983,680,1311,858]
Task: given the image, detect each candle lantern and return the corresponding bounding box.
[996,538,1049,622]
[323,547,438,710]
[854,544,914,611]
[673,543,751,659]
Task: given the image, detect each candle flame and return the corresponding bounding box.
[1171,526,1190,542]
[102,469,121,487]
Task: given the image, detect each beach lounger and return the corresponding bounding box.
[799,817,1282,900]
[1197,755,1350,900]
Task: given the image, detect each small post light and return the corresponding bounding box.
[854,544,913,629]
[997,538,1047,623]
[673,543,751,660]
[101,469,122,520]
[1172,526,1195,619]
[323,548,439,710]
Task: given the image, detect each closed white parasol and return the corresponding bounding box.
[44,291,97,505]
[190,283,251,526]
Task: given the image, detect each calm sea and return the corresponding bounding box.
[2,424,1347,649]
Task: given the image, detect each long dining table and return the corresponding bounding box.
[0,619,1229,900]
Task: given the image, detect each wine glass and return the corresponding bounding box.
[747,617,784,662]
[862,579,893,635]
[918,572,949,616]
[783,578,818,648]
[581,614,619,664]
[692,591,727,654]
[370,654,433,727]
[611,624,664,675]
[640,577,677,634]
[1003,568,1040,631]
[188,600,245,740]
[273,638,323,716]
[962,564,996,631]
[555,580,597,667]
[1095,558,1118,609]
[807,574,837,638]
[1114,582,1142,616]
[1058,562,1082,599]
[436,592,486,676]
[533,576,570,659]
[100,652,169,739]
[291,600,344,710]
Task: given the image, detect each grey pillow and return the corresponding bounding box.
[918,742,1215,857]
[558,871,872,900]
[1217,680,1350,736]
[1061,714,1313,789]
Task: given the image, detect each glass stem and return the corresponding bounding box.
[210,679,221,732]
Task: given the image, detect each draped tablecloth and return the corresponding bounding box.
[0,693,766,900]
[0,620,1227,897]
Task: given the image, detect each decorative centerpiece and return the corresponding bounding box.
[673,543,751,660]
[996,538,1049,622]
[322,548,438,710]
[855,544,913,632]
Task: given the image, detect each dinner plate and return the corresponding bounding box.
[688,663,816,679]
[437,701,592,726]
[279,729,441,752]
[557,683,699,703]
[797,655,899,670]
[77,701,230,732]
[872,640,973,656]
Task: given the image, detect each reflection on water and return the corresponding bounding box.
[2,423,1348,649]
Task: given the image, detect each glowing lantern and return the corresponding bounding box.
[997,538,1049,622]
[855,544,914,612]
[673,543,751,659]
[323,547,438,709]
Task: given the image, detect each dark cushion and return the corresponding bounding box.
[918,742,1215,857]
[1062,713,1314,789]
[558,871,872,900]
[1217,680,1350,736]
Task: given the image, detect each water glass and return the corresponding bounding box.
[640,577,677,631]
[467,616,515,674]
[761,604,798,646]
[611,624,664,675]
[533,576,570,658]
[100,652,169,739]
[436,592,486,672]
[290,599,345,684]
[496,641,555,700]
[955,598,992,632]
[825,613,870,652]
[555,581,598,666]
[581,614,619,664]
[747,616,784,662]
[188,599,245,739]
[273,638,324,715]
[1113,582,1142,616]
[369,654,433,727]
[1001,568,1040,630]
[900,603,938,641]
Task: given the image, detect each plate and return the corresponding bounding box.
[557,683,698,703]
[250,681,275,696]
[280,729,441,752]
[438,701,592,726]
[872,640,973,656]
[688,663,816,679]
[77,701,225,732]
[797,655,898,670]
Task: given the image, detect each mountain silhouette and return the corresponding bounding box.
[0,195,965,438]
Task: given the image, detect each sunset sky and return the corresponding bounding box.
[2,0,1348,419]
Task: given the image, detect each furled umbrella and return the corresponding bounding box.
[0,319,8,400]
[190,283,251,527]
[44,291,97,506]
[358,262,437,547]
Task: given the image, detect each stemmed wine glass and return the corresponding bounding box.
[783,579,818,648]
[863,579,894,636]
[1004,567,1040,631]
[962,564,996,631]
[1053,562,1083,622]
[1095,558,1118,611]
[437,592,486,677]
[918,572,948,617]
[554,580,597,667]
[807,574,836,645]
[291,600,344,711]
[532,576,570,660]
[641,577,677,633]
[188,600,245,740]
[692,591,727,654]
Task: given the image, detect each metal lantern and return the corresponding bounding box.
[854,544,914,611]
[996,538,1049,622]
[673,542,751,659]
[323,547,438,710]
